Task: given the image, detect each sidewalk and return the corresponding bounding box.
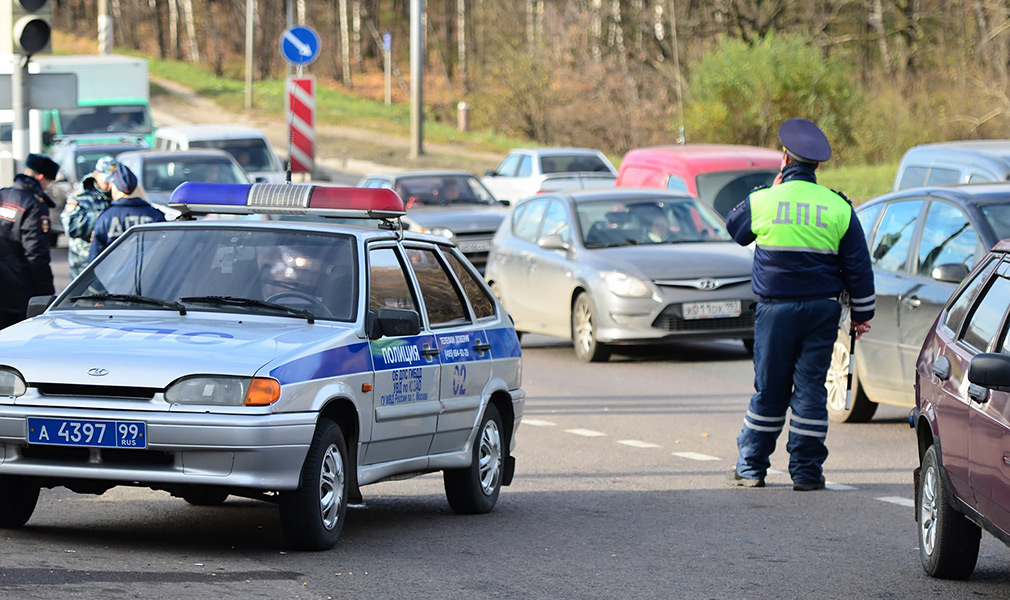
[149,76,502,180]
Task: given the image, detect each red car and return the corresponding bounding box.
[912,238,1010,578]
[615,144,781,217]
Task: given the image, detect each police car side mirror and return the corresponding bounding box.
[26,295,55,319]
[368,308,422,340]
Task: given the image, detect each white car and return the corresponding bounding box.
[480,147,617,203]
[0,182,525,551]
[154,124,286,183]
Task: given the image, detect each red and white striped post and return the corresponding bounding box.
[285,76,315,175]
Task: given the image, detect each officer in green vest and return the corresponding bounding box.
[724,118,875,491]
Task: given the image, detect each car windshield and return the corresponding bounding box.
[980,204,1010,241]
[189,138,278,172]
[577,196,731,248]
[539,154,611,174]
[394,175,497,207]
[59,105,151,135]
[54,227,358,322]
[696,169,778,216]
[141,157,250,192]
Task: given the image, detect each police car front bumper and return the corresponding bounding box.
[0,405,316,490]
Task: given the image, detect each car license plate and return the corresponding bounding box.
[27,418,147,449]
[682,300,742,320]
[457,240,491,253]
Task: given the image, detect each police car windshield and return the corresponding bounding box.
[56,227,358,322]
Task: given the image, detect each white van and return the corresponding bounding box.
[153,124,285,183]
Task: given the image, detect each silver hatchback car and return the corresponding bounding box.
[485,189,757,361]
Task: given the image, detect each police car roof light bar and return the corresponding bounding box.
[169,182,407,219]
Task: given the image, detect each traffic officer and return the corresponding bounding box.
[724,118,875,491]
[89,163,165,261]
[61,156,115,279]
[0,153,59,328]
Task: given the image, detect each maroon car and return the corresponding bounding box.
[911,238,1010,579]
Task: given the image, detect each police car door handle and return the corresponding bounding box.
[420,346,440,357]
[473,340,491,353]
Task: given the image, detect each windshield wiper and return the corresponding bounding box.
[70,294,187,315]
[180,296,315,324]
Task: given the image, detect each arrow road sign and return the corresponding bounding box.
[280,26,321,66]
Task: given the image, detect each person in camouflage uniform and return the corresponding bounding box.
[61,156,115,279]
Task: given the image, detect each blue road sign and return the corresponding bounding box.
[280,26,321,66]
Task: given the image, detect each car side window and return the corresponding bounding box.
[926,167,960,186]
[916,201,979,277]
[870,200,923,273]
[967,173,995,183]
[897,167,928,190]
[513,199,549,242]
[496,155,521,177]
[855,203,883,245]
[368,247,417,313]
[961,276,1010,352]
[517,155,532,177]
[444,251,495,319]
[405,248,469,327]
[539,200,571,245]
[665,175,688,192]
[943,256,999,337]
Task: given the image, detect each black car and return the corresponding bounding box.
[826,183,1010,422]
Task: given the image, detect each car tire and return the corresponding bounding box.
[279,420,349,551]
[572,292,610,362]
[742,338,754,355]
[443,404,503,514]
[0,475,40,528]
[918,445,981,579]
[182,487,230,506]
[825,330,877,423]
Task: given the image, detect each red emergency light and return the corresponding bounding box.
[169,182,406,219]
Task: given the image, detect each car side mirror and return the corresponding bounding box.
[538,234,569,251]
[931,263,969,283]
[499,199,511,207]
[26,295,55,319]
[484,170,497,177]
[967,353,1010,393]
[368,308,422,340]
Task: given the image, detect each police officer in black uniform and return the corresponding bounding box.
[0,153,59,328]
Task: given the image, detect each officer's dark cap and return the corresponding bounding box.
[778,118,831,163]
[112,163,138,195]
[25,153,59,180]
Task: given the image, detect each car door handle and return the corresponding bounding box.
[968,383,989,404]
[903,295,922,308]
[473,340,491,353]
[420,345,440,359]
[932,356,951,380]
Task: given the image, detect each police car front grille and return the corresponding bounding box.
[652,307,756,332]
[34,383,161,400]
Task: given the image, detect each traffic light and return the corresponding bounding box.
[1,0,52,56]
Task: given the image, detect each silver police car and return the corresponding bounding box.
[0,182,525,551]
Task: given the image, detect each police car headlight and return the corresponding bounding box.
[601,271,652,298]
[165,376,280,406]
[0,367,27,397]
[414,225,454,239]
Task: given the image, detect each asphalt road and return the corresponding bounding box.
[7,257,1010,599]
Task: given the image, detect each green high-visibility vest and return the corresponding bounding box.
[749,181,851,254]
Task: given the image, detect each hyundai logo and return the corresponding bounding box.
[697,278,720,291]
[87,368,109,377]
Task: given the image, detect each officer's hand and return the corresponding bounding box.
[852,321,871,340]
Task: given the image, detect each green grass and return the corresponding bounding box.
[818,163,897,204]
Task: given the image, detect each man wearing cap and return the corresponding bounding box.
[0,153,59,328]
[89,163,165,262]
[61,156,115,278]
[724,118,875,492]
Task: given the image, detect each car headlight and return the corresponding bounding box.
[601,271,652,298]
[413,225,455,239]
[165,376,280,406]
[0,367,27,397]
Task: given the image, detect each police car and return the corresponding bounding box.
[0,182,525,551]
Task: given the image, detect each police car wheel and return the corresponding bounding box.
[444,404,503,514]
[918,445,980,579]
[182,487,230,506]
[572,292,610,362]
[825,330,877,423]
[279,420,348,551]
[0,475,40,528]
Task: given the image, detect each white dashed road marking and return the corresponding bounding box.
[523,419,556,427]
[565,428,607,437]
[672,451,721,461]
[826,482,856,491]
[618,440,661,448]
[878,496,914,508]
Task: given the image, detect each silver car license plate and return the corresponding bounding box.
[27,417,147,449]
[682,300,742,320]
[457,240,491,253]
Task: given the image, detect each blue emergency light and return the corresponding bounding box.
[169,182,407,219]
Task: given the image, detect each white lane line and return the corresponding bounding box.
[619,440,660,448]
[768,468,787,475]
[878,496,914,508]
[523,419,556,427]
[565,428,607,437]
[672,451,721,461]
[826,482,856,491]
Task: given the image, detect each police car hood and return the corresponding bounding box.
[588,241,753,279]
[0,312,358,388]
